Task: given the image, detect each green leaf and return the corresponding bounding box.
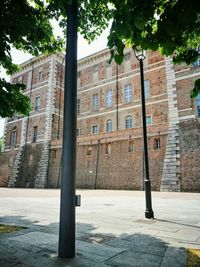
[133,12,145,30]
[114,54,123,65]
[191,79,200,98]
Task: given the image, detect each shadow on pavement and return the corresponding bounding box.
[0,215,187,267]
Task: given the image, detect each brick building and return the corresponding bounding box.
[0,49,200,191]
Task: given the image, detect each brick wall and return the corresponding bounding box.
[1,50,200,191]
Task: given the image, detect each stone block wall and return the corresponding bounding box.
[15,144,43,188]
[48,144,62,188]
[179,119,200,192]
[0,152,13,187]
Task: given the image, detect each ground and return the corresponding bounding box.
[0,188,200,266]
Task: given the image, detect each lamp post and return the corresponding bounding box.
[58,0,78,258]
[133,45,154,219]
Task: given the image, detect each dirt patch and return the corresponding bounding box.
[0,224,24,234]
[187,249,200,267]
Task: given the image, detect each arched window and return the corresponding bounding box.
[106,119,112,132]
[125,116,133,129]
[87,146,92,156]
[154,138,161,150]
[128,141,135,152]
[11,127,17,147]
[106,143,111,154]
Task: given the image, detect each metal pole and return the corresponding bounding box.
[116,64,119,130]
[57,57,65,140]
[58,0,78,258]
[94,139,100,189]
[139,59,154,219]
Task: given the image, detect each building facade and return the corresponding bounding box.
[0,49,200,191]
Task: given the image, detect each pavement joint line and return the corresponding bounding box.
[159,244,169,267]
[101,248,128,264]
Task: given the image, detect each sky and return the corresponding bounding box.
[0,28,110,137]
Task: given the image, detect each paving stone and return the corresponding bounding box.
[105,249,162,267]
[76,240,125,262]
[105,238,167,257]
[26,252,97,267]
[160,246,186,267]
[123,233,167,247]
[76,223,96,233]
[0,258,24,267]
[156,229,200,242]
[8,231,58,246]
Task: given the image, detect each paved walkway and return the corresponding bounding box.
[0,188,200,266]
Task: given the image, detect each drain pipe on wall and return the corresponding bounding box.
[94,139,100,189]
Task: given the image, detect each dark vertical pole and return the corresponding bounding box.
[94,139,100,189]
[142,148,145,191]
[139,59,154,219]
[57,57,65,140]
[116,64,119,130]
[58,0,78,258]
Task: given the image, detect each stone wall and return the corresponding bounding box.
[179,119,200,192]
[14,144,43,188]
[76,122,168,190]
[48,144,62,188]
[1,50,200,191]
[0,152,13,187]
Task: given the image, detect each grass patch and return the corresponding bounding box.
[0,224,23,234]
[187,249,200,267]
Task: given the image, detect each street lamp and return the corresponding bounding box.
[58,0,78,258]
[133,45,154,219]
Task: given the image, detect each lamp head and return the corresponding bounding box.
[133,45,146,61]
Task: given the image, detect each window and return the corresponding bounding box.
[91,125,99,134]
[93,65,99,82]
[106,119,112,132]
[76,128,80,136]
[106,61,111,68]
[124,53,131,61]
[33,126,38,143]
[87,146,92,155]
[93,64,98,73]
[125,116,133,129]
[11,129,17,147]
[128,141,135,152]
[146,116,152,126]
[192,48,200,67]
[106,61,112,78]
[106,90,112,108]
[193,58,200,67]
[106,143,111,154]
[196,93,200,117]
[92,94,99,111]
[124,84,132,103]
[35,95,40,111]
[154,138,161,150]
[144,80,150,98]
[38,67,43,82]
[77,99,80,115]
